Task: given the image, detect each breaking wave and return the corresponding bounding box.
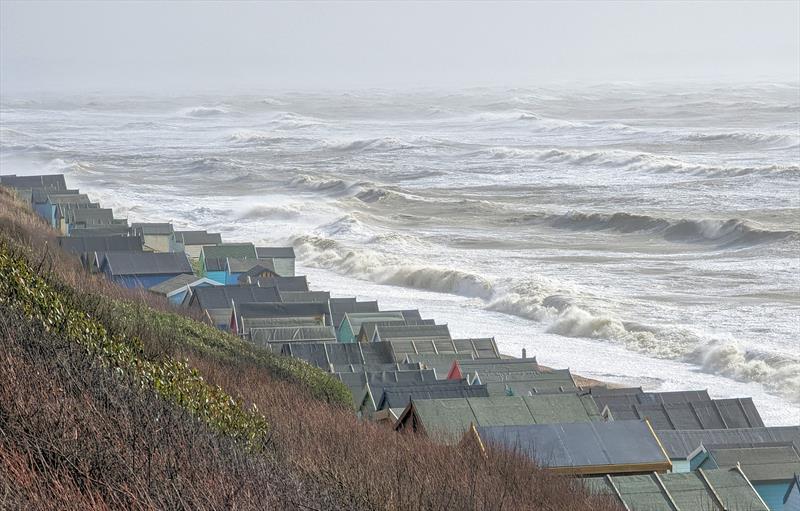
[238,205,301,221]
[682,131,798,147]
[293,235,800,401]
[227,130,300,146]
[320,136,415,152]
[288,174,365,196]
[183,106,228,117]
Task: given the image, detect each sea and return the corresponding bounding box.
[1,83,798,425]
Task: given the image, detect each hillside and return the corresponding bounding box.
[0,186,618,510]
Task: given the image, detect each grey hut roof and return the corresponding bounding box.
[453,358,541,379]
[46,192,87,204]
[584,468,769,511]
[655,426,800,460]
[228,257,275,274]
[396,394,602,444]
[701,444,800,483]
[279,291,331,303]
[249,326,336,344]
[377,382,490,410]
[69,224,131,237]
[282,342,394,370]
[329,298,380,328]
[148,274,213,296]
[252,276,309,292]
[474,420,671,474]
[332,362,423,374]
[479,369,578,396]
[201,243,257,260]
[101,251,192,276]
[175,230,222,245]
[256,246,296,259]
[337,369,439,409]
[68,208,115,224]
[605,398,764,430]
[387,338,500,361]
[357,319,437,343]
[591,388,712,411]
[372,324,452,342]
[0,174,67,190]
[204,257,226,272]
[191,285,280,311]
[59,235,143,255]
[404,353,476,379]
[131,222,174,235]
[341,311,405,333]
[236,302,329,323]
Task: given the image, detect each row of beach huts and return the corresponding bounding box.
[3,173,799,511]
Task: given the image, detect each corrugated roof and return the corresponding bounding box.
[175,230,222,245]
[585,468,769,510]
[236,302,329,322]
[342,311,405,332]
[59,235,143,255]
[201,243,257,260]
[331,362,423,374]
[388,338,500,361]
[378,382,490,410]
[374,324,452,342]
[283,342,395,370]
[131,222,174,235]
[329,298,380,328]
[475,420,671,474]
[703,444,800,482]
[256,246,295,259]
[48,193,91,205]
[479,369,578,396]
[191,285,281,310]
[101,251,193,276]
[656,426,800,459]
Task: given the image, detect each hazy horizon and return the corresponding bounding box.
[2,1,799,95]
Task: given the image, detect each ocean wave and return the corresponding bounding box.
[682,131,796,146]
[293,235,800,400]
[260,97,287,106]
[288,174,365,196]
[528,211,799,247]
[238,205,301,221]
[227,130,300,146]
[320,136,415,152]
[183,106,229,117]
[268,112,325,129]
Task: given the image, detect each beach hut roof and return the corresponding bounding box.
[605,398,764,430]
[191,285,280,310]
[175,230,222,245]
[59,235,143,254]
[69,224,131,237]
[101,251,192,276]
[201,243,257,260]
[131,222,174,235]
[475,420,671,475]
[656,426,800,460]
[278,291,331,303]
[228,257,275,274]
[328,298,380,327]
[702,443,800,482]
[251,275,309,292]
[585,467,768,510]
[282,341,395,370]
[256,246,296,259]
[148,274,220,296]
[0,174,67,190]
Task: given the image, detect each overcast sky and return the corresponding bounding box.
[1,1,798,94]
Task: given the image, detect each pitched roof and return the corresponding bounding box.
[475,420,672,475]
[235,302,329,322]
[201,243,257,260]
[228,257,275,274]
[131,222,174,235]
[357,319,437,343]
[479,369,578,396]
[656,426,800,460]
[450,358,540,380]
[67,208,115,224]
[590,387,712,411]
[175,230,222,245]
[332,362,423,374]
[0,174,67,190]
[341,311,406,333]
[69,224,131,237]
[396,394,602,443]
[204,257,226,272]
[702,444,800,482]
[256,246,295,259]
[249,326,336,344]
[47,192,90,205]
[336,369,439,409]
[101,251,193,276]
[190,285,281,311]
[282,342,394,370]
[606,398,764,430]
[252,276,309,292]
[404,353,476,379]
[585,468,769,510]
[377,382,490,410]
[329,298,380,328]
[148,274,219,296]
[387,338,500,362]
[279,291,331,303]
[59,235,143,255]
[373,324,451,342]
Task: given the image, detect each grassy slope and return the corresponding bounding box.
[0,186,619,511]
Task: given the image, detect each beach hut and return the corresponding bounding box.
[231,301,331,335]
[174,230,222,259]
[584,467,769,510]
[250,275,310,292]
[64,208,118,233]
[447,358,541,381]
[654,426,800,473]
[183,285,281,328]
[227,258,278,285]
[59,235,143,256]
[199,243,257,275]
[99,251,193,288]
[147,274,222,305]
[329,298,380,329]
[69,224,132,237]
[278,290,331,303]
[337,311,406,343]
[281,341,396,372]
[468,420,672,475]
[373,381,489,418]
[785,474,800,511]
[248,325,337,347]
[256,246,296,277]
[403,353,476,379]
[394,393,602,444]
[371,324,452,343]
[130,223,177,253]
[0,174,67,191]
[385,338,500,362]
[603,397,765,430]
[695,443,800,510]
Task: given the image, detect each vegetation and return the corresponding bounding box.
[0,186,620,510]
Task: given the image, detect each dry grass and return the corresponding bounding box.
[0,185,621,510]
